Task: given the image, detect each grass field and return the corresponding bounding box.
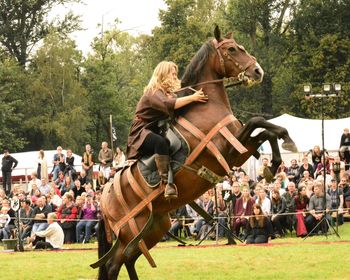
[1,224,350,280]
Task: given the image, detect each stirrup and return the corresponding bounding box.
[164,183,178,199]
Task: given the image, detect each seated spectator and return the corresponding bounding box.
[215,190,228,238]
[9,184,22,199]
[39,177,50,196]
[1,199,16,234]
[168,205,192,239]
[72,179,86,199]
[282,182,297,233]
[54,171,66,190]
[270,190,286,237]
[339,128,350,161]
[60,176,74,197]
[57,193,78,243]
[315,169,332,191]
[299,170,314,185]
[287,159,300,184]
[256,188,271,216]
[96,171,106,191]
[19,199,34,240]
[245,204,273,244]
[314,156,330,178]
[298,157,314,180]
[192,192,214,239]
[27,172,41,195]
[327,179,344,225]
[232,186,254,237]
[277,161,288,174]
[84,183,95,197]
[340,177,350,212]
[65,149,76,180]
[76,194,97,243]
[31,196,51,235]
[78,169,88,186]
[275,172,289,190]
[305,181,331,234]
[294,185,309,237]
[257,158,273,182]
[0,206,11,240]
[227,182,242,215]
[308,145,327,172]
[28,213,64,250]
[330,156,345,183]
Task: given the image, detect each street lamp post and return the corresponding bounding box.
[303,83,342,238]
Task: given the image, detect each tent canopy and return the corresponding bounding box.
[260,114,349,153]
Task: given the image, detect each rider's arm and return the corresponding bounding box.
[174,89,208,109]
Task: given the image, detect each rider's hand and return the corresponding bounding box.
[192,88,208,103]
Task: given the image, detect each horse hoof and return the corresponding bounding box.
[282,142,298,153]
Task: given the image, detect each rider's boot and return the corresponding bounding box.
[154,154,178,199]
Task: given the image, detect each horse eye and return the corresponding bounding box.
[228,47,236,53]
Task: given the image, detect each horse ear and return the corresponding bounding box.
[225,32,233,39]
[214,25,222,42]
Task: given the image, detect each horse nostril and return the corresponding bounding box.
[254,67,262,78]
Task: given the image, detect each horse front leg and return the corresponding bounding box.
[239,117,298,153]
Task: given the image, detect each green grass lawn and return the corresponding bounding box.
[1,224,350,280]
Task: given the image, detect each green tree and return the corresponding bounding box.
[0,59,27,151]
[224,0,299,119]
[82,27,140,150]
[24,32,89,152]
[0,0,81,66]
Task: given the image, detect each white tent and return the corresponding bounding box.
[260,113,350,153]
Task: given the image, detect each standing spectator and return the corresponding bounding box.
[98,141,113,180]
[76,194,97,243]
[1,149,18,196]
[65,149,76,179]
[57,193,78,244]
[327,179,344,225]
[82,144,94,184]
[245,204,273,244]
[270,190,286,237]
[37,149,48,180]
[339,128,350,161]
[298,157,314,180]
[19,199,35,240]
[294,185,309,237]
[52,146,65,181]
[227,182,242,215]
[113,146,126,170]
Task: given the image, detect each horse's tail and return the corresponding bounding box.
[98,218,112,280]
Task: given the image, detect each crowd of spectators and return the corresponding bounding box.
[167,145,350,244]
[0,142,126,249]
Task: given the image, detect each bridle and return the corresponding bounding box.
[212,38,257,78]
[173,38,258,94]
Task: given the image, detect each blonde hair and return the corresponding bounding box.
[144,61,181,94]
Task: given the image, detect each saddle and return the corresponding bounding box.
[137,127,189,187]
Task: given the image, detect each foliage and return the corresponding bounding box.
[24,32,89,152]
[0,0,81,66]
[0,59,27,151]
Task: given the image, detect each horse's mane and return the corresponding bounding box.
[181,40,215,88]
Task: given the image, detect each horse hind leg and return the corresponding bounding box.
[125,254,141,280]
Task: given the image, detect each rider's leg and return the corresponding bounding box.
[141,133,177,198]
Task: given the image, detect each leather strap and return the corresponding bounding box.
[177,115,247,174]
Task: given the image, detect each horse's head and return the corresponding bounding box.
[213,26,264,86]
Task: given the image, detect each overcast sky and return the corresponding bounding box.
[51,0,167,54]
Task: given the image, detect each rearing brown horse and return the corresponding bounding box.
[92,26,297,280]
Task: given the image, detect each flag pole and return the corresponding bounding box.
[110,114,114,154]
